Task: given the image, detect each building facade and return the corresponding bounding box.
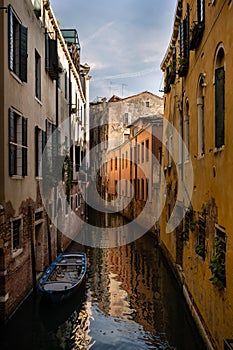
[0,0,90,322]
[160,1,233,349]
[106,116,163,232]
[89,91,164,196]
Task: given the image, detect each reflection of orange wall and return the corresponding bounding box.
[108,244,156,333]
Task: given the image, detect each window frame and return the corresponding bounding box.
[8,5,28,82]
[11,216,23,256]
[35,49,41,100]
[9,108,28,177]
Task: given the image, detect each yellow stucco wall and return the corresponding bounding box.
[160,1,233,349]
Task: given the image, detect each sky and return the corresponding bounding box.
[50,0,177,101]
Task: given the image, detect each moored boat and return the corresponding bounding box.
[38,252,86,302]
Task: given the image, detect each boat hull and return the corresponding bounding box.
[38,252,86,302]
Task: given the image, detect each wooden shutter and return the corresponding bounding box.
[8,5,14,71]
[20,25,28,82]
[22,117,28,176]
[35,126,39,176]
[9,108,15,142]
[22,117,27,147]
[9,108,16,176]
[215,67,225,148]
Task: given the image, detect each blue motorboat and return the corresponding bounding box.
[38,252,86,302]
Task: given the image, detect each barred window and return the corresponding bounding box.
[11,217,23,252]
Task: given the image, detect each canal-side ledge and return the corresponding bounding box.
[158,239,216,350]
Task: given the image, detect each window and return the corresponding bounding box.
[168,135,172,167]
[9,108,28,176]
[184,99,190,161]
[122,154,124,169]
[11,217,23,252]
[110,158,113,171]
[195,216,206,259]
[35,126,46,177]
[141,179,144,200]
[178,5,189,77]
[197,76,205,156]
[214,47,225,149]
[197,0,205,23]
[145,139,149,162]
[126,151,128,168]
[45,30,58,80]
[8,5,28,82]
[35,50,41,100]
[210,226,226,289]
[123,113,129,126]
[141,142,144,163]
[137,144,140,164]
[146,101,150,107]
[64,72,68,99]
[115,157,117,170]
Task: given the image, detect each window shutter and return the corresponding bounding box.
[22,117,27,176]
[42,130,46,151]
[22,117,27,147]
[45,31,49,70]
[9,108,16,176]
[9,144,16,176]
[215,67,225,148]
[8,5,14,71]
[35,126,39,176]
[20,24,28,82]
[48,38,58,80]
[22,148,27,176]
[9,108,15,142]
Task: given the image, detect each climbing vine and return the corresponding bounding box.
[63,155,72,204]
[209,234,226,290]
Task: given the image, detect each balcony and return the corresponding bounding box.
[178,57,189,77]
[189,22,205,51]
[61,29,80,71]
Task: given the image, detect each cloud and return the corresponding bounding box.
[93,67,159,81]
[81,21,114,48]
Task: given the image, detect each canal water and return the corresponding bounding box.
[0,213,206,350]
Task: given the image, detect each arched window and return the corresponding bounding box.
[214,45,225,149]
[197,75,205,156]
[184,98,190,161]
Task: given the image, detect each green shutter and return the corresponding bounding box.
[8,5,14,71]
[20,24,28,82]
[9,108,16,176]
[215,67,225,148]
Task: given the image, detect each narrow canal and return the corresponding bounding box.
[1,213,206,350]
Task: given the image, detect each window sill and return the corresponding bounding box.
[10,71,23,85]
[35,96,42,106]
[36,176,43,180]
[12,248,23,259]
[197,154,205,160]
[10,175,24,180]
[214,145,225,154]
